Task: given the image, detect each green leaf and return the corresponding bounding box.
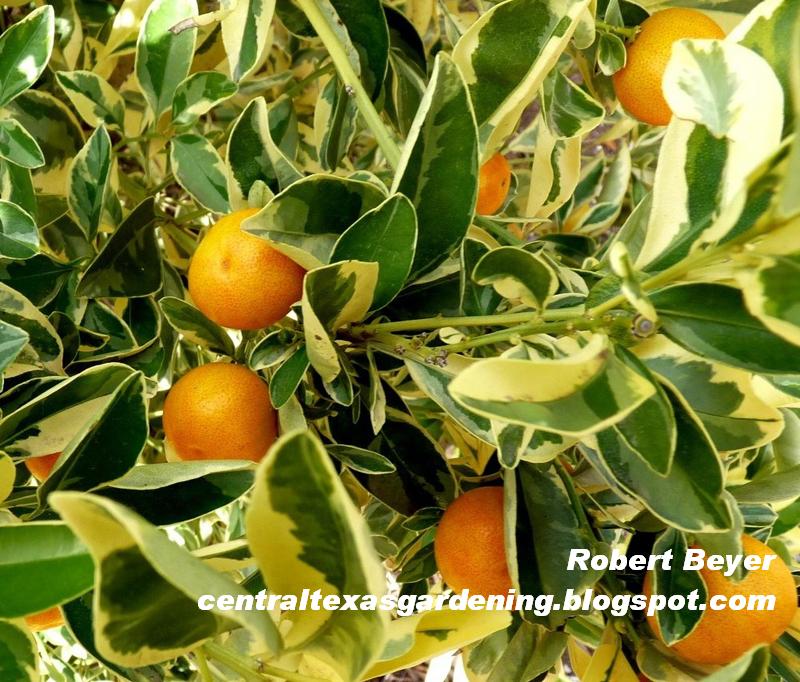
[221,0,276,81]
[158,296,234,356]
[171,71,237,128]
[730,464,800,503]
[393,53,478,279]
[97,461,255,526]
[0,119,44,169]
[170,133,230,214]
[452,0,590,154]
[650,529,706,646]
[51,492,280,666]
[67,125,112,238]
[326,444,396,474]
[331,194,417,309]
[246,429,387,678]
[0,6,55,108]
[0,158,35,216]
[449,335,655,436]
[36,372,148,509]
[585,388,733,532]
[0,620,37,681]
[651,283,800,375]
[135,0,198,119]
[301,260,377,381]
[472,247,558,311]
[0,523,93,618]
[510,464,603,627]
[461,238,502,316]
[226,97,301,207]
[55,70,126,130]
[0,200,38,260]
[269,345,309,408]
[77,198,162,299]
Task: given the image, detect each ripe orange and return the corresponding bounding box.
[645,535,797,665]
[163,363,277,462]
[25,452,61,482]
[433,486,513,598]
[476,154,511,215]
[612,8,725,126]
[188,208,306,330]
[25,606,64,632]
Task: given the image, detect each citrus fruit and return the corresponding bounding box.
[25,606,64,632]
[476,153,511,215]
[433,486,513,598]
[612,8,725,126]
[188,208,306,330]
[163,363,277,462]
[645,534,797,665]
[25,452,61,482]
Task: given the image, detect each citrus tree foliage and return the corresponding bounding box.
[0,1,799,681]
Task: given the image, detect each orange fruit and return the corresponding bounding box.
[25,606,64,632]
[188,208,306,330]
[476,154,511,215]
[612,8,725,126]
[163,363,277,462]
[433,487,513,598]
[25,452,61,482]
[645,534,797,665]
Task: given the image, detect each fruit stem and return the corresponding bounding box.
[595,20,638,40]
[294,0,402,169]
[355,308,585,334]
[202,642,325,682]
[194,648,213,682]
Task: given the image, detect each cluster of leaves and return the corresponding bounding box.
[1,0,799,681]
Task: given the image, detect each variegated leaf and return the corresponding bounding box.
[0,119,44,169]
[472,246,558,311]
[0,6,55,108]
[449,335,655,436]
[365,609,512,679]
[452,0,590,156]
[0,364,135,459]
[55,71,126,130]
[226,97,300,209]
[171,71,237,128]
[525,122,581,219]
[135,0,198,120]
[301,260,377,382]
[170,134,230,213]
[0,200,38,260]
[0,283,62,376]
[220,0,275,82]
[637,336,784,454]
[67,125,112,239]
[635,39,783,271]
[392,53,478,279]
[737,253,800,347]
[51,492,280,666]
[246,430,387,679]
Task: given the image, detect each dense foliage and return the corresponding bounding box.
[0,0,799,680]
